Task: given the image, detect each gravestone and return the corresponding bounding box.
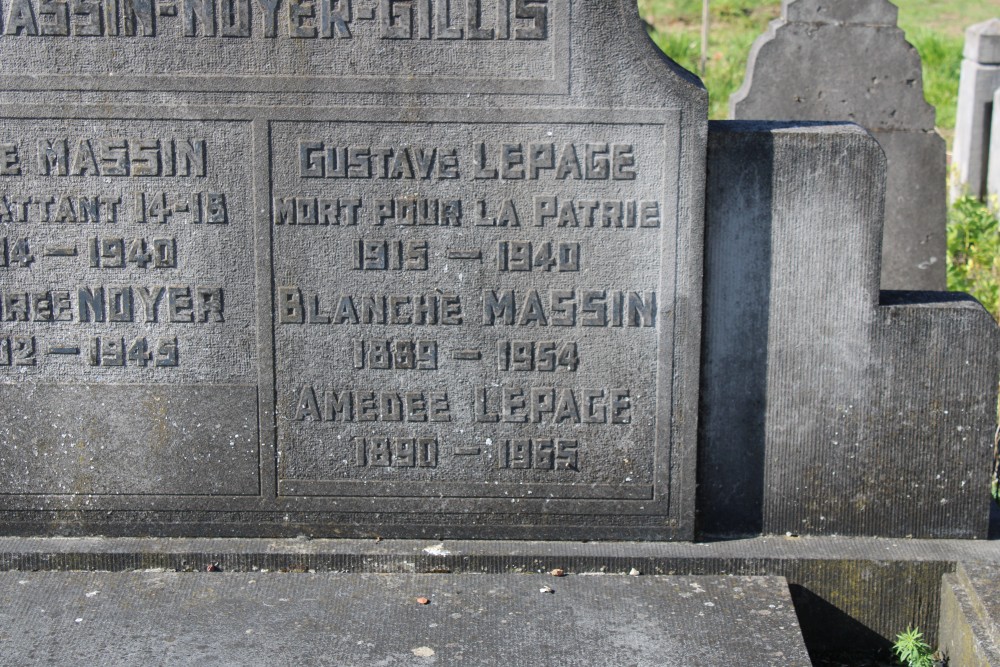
[0,0,707,541]
[991,87,1000,201]
[730,0,948,291]
[701,121,1000,538]
[954,18,1000,200]
[0,1,998,661]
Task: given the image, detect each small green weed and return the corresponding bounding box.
[947,196,1000,322]
[893,627,935,667]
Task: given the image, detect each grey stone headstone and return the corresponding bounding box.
[954,18,1000,200]
[702,121,1000,539]
[0,0,707,540]
[730,0,947,291]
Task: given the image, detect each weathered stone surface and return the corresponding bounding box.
[874,128,948,283]
[954,18,1000,199]
[0,572,811,666]
[990,87,1000,201]
[731,0,946,291]
[783,0,897,25]
[3,534,1000,654]
[964,18,1000,64]
[732,23,934,129]
[702,121,1000,539]
[939,563,1000,666]
[0,0,707,540]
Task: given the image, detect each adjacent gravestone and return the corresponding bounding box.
[990,87,1000,201]
[701,121,1000,538]
[730,0,947,291]
[0,0,707,540]
[954,18,1000,200]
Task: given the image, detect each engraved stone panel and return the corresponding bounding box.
[0,113,259,498]
[0,0,708,539]
[0,0,568,93]
[271,111,678,514]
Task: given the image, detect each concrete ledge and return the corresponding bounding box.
[939,562,1000,664]
[0,572,811,666]
[0,534,998,655]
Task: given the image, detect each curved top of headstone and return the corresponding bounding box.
[731,0,935,131]
[783,0,898,26]
[964,18,1000,64]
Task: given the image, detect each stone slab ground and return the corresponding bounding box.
[0,571,809,666]
[0,531,998,661]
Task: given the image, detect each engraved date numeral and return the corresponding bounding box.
[497,341,579,371]
[353,340,438,370]
[354,437,438,468]
[88,336,178,367]
[136,192,227,224]
[0,336,36,366]
[497,241,579,272]
[498,439,579,471]
[0,237,35,268]
[88,237,176,269]
[353,239,428,271]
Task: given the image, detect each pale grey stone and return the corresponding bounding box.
[954,19,1000,199]
[784,0,898,26]
[964,18,1000,64]
[731,0,946,290]
[990,87,1000,202]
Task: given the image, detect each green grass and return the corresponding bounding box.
[639,0,778,120]
[948,196,1000,320]
[893,626,936,667]
[638,0,996,137]
[904,28,963,137]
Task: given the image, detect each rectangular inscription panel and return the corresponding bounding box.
[0,0,567,94]
[271,111,679,515]
[0,115,259,496]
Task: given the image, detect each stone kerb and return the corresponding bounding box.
[702,121,1000,539]
[731,0,948,292]
[954,18,1000,200]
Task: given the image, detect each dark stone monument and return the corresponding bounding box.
[701,121,999,539]
[0,0,707,541]
[731,0,948,291]
[0,1,997,662]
